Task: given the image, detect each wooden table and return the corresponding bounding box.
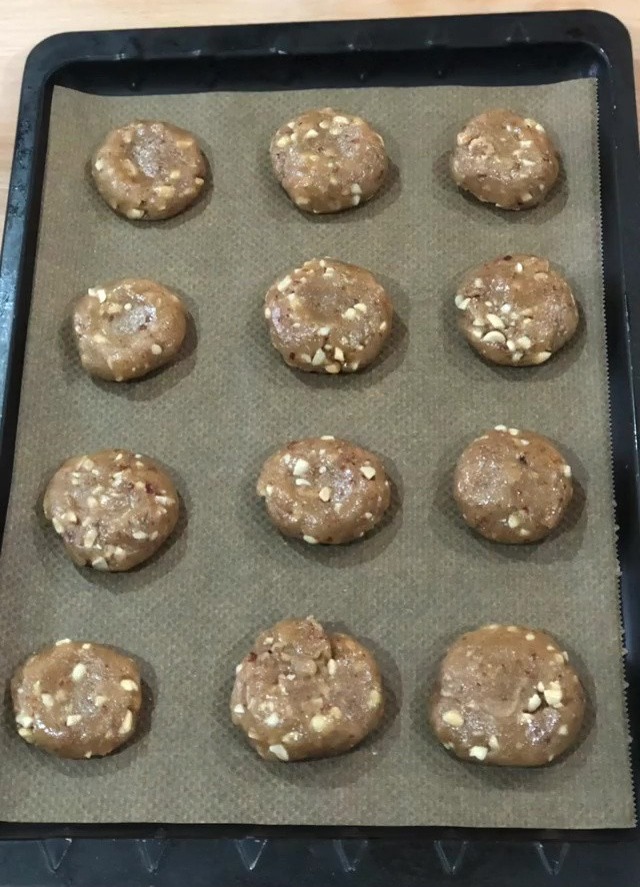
[0,0,638,229]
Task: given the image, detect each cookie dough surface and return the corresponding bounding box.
[264,259,393,373]
[12,640,142,759]
[231,617,384,762]
[73,278,187,381]
[454,427,573,543]
[270,108,388,213]
[455,255,578,366]
[92,120,207,220]
[451,109,559,210]
[44,449,179,571]
[257,437,391,544]
[429,625,586,767]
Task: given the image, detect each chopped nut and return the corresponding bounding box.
[482,330,506,344]
[120,679,138,692]
[516,336,532,350]
[558,725,569,736]
[486,313,505,330]
[442,710,464,727]
[56,638,71,646]
[525,632,536,641]
[91,556,108,570]
[269,743,289,761]
[83,528,98,548]
[95,696,107,707]
[333,347,345,363]
[277,275,292,293]
[507,512,521,529]
[543,681,563,708]
[455,294,470,310]
[302,535,318,544]
[310,714,332,733]
[318,486,332,502]
[527,692,542,712]
[41,693,54,709]
[533,351,552,364]
[292,458,309,477]
[126,208,144,220]
[488,735,500,751]
[66,714,82,727]
[327,658,337,676]
[563,464,572,478]
[52,517,64,535]
[151,343,163,355]
[16,713,33,728]
[469,746,488,761]
[325,364,341,374]
[119,710,133,735]
[233,704,246,715]
[265,712,281,727]
[71,663,87,682]
[312,348,326,366]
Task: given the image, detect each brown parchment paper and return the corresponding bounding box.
[0,80,633,828]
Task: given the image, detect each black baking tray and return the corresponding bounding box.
[2,9,640,885]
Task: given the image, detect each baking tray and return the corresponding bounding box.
[1,8,640,885]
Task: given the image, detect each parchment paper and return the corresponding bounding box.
[0,80,633,828]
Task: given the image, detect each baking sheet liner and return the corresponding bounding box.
[0,80,632,828]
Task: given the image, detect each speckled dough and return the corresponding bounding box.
[270,107,388,213]
[43,449,179,571]
[451,109,559,210]
[12,640,142,759]
[454,427,573,544]
[92,120,207,220]
[73,278,187,382]
[257,437,391,545]
[455,255,578,366]
[231,617,384,762]
[429,625,586,767]
[264,258,393,374]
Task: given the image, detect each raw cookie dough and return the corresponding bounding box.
[12,639,142,759]
[429,624,586,767]
[451,109,559,210]
[231,616,384,762]
[454,427,573,544]
[270,107,388,213]
[264,259,393,373]
[92,120,207,220]
[44,449,179,571]
[455,255,578,366]
[73,278,187,382]
[257,436,391,544]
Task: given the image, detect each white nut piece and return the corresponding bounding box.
[527,692,542,712]
[118,710,134,735]
[120,679,138,692]
[71,663,87,682]
[442,709,464,728]
[543,681,563,708]
[360,465,376,479]
[469,745,488,761]
[269,743,290,761]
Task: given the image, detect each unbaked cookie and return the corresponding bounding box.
[454,427,573,544]
[264,258,393,373]
[270,108,388,213]
[429,624,586,767]
[12,639,142,759]
[231,616,384,762]
[455,255,578,366]
[92,120,207,220]
[44,449,179,571]
[257,436,391,544]
[73,278,187,381]
[451,109,559,210]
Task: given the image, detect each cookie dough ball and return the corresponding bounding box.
[454,427,573,544]
[264,259,393,374]
[257,437,391,545]
[12,639,142,759]
[92,120,207,220]
[231,617,384,762]
[44,449,179,571]
[455,255,578,366]
[73,278,187,382]
[451,109,559,210]
[429,625,586,767]
[270,108,388,214]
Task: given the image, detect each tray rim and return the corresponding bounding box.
[1,8,640,844]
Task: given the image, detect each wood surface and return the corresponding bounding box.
[0,1,638,229]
